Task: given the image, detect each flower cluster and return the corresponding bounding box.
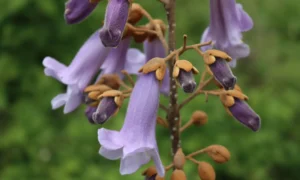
[43,0,261,179]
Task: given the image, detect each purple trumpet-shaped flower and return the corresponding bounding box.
[92,97,118,124]
[64,0,100,24]
[99,37,145,79]
[229,98,261,131]
[100,0,130,47]
[43,30,111,113]
[209,57,236,90]
[144,38,170,96]
[201,0,253,67]
[98,72,165,176]
[177,70,196,93]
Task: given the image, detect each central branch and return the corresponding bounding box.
[165,0,180,156]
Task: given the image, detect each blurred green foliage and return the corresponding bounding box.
[1,0,300,179]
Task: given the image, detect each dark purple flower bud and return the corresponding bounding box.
[92,97,118,124]
[229,98,261,131]
[85,106,97,124]
[64,0,99,24]
[99,0,130,47]
[209,57,236,90]
[178,70,196,93]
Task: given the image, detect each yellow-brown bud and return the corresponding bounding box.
[173,148,186,169]
[197,161,216,180]
[172,60,199,78]
[128,3,143,25]
[191,110,208,126]
[204,145,231,163]
[171,169,187,180]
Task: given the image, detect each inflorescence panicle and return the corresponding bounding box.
[42,0,260,179]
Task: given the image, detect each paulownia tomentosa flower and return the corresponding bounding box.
[98,72,165,176]
[201,0,253,67]
[43,30,144,114]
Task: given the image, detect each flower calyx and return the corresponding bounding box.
[139,57,166,81]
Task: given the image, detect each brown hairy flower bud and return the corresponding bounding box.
[197,161,216,180]
[147,19,167,41]
[142,167,164,180]
[191,110,208,126]
[173,148,186,169]
[204,145,231,163]
[127,3,143,25]
[171,169,187,180]
[203,49,232,64]
[83,84,112,104]
[138,57,166,81]
[220,94,235,107]
[96,74,121,89]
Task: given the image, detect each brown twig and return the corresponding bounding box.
[121,70,135,86]
[157,116,169,128]
[178,77,214,109]
[165,163,174,171]
[159,103,168,112]
[186,156,200,164]
[179,119,193,133]
[186,149,206,158]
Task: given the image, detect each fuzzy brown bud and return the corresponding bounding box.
[171,169,187,180]
[142,167,164,180]
[138,58,166,81]
[197,161,216,180]
[173,148,186,169]
[204,145,231,163]
[191,111,208,126]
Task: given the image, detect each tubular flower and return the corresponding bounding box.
[99,37,145,79]
[200,0,253,67]
[144,38,170,96]
[100,0,131,47]
[64,0,100,24]
[43,30,111,113]
[98,72,165,176]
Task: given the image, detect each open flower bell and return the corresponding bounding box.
[200,0,253,67]
[98,72,165,176]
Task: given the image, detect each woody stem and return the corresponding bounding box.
[165,0,180,157]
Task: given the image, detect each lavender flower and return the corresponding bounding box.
[201,0,253,67]
[229,98,261,131]
[43,30,111,113]
[209,57,236,90]
[99,37,145,79]
[98,73,165,176]
[64,0,100,24]
[100,0,130,47]
[144,38,170,95]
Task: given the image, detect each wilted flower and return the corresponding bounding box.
[144,38,170,95]
[201,0,253,67]
[43,30,111,113]
[98,72,165,176]
[64,0,100,24]
[100,0,130,47]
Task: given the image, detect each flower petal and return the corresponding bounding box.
[99,147,123,160]
[236,3,253,32]
[43,57,66,80]
[64,0,99,24]
[124,48,146,74]
[98,128,123,150]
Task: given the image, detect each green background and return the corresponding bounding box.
[1,0,299,179]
